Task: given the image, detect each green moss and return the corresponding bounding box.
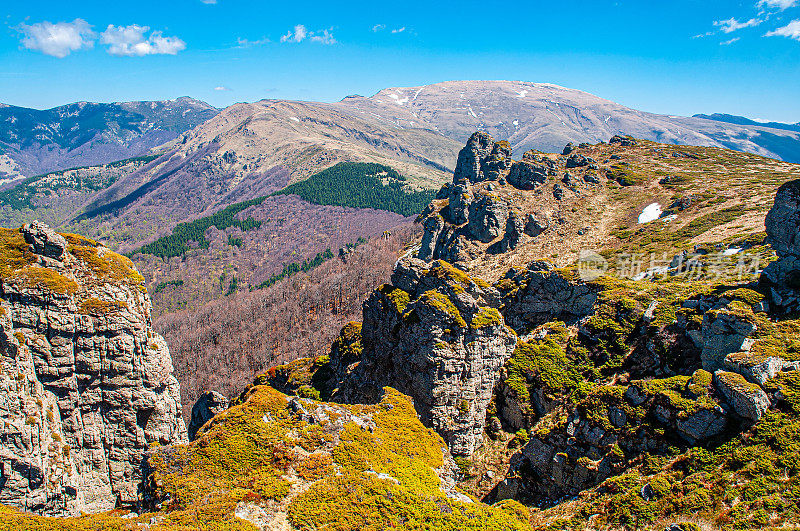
[470,307,503,328]
[414,289,467,328]
[379,284,411,313]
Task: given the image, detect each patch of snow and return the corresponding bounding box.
[388,93,408,106]
[638,203,662,224]
[604,116,610,123]
[289,116,300,122]
[412,87,423,101]
[513,120,519,126]
[468,106,477,118]
[516,90,529,98]
[723,247,743,256]
[660,214,678,223]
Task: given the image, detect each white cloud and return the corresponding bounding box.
[721,36,741,44]
[310,28,336,45]
[281,24,336,44]
[757,0,798,10]
[765,19,800,39]
[101,24,186,56]
[214,86,231,91]
[18,19,95,58]
[280,24,307,43]
[714,17,763,33]
[391,27,406,33]
[201,0,217,3]
[372,24,386,32]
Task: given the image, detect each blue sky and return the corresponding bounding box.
[2,0,799,122]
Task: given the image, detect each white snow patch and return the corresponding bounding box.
[660,214,678,223]
[723,247,743,256]
[516,90,529,98]
[468,107,477,118]
[388,93,408,106]
[513,120,519,127]
[289,116,300,122]
[412,87,423,101]
[638,203,662,224]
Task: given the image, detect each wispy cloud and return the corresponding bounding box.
[214,86,231,91]
[280,24,336,44]
[235,36,269,48]
[765,19,800,40]
[101,24,186,56]
[721,36,741,44]
[280,24,308,43]
[757,0,798,11]
[391,27,406,33]
[372,24,385,32]
[18,19,95,58]
[714,17,763,33]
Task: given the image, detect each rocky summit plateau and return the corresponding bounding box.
[3,124,800,531]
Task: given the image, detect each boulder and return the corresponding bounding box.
[524,213,549,237]
[188,391,230,441]
[562,142,575,155]
[700,308,756,372]
[446,182,472,225]
[22,220,67,261]
[565,154,589,168]
[507,160,548,190]
[714,370,770,421]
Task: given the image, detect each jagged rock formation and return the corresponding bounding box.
[0,222,185,516]
[415,132,564,265]
[326,258,517,456]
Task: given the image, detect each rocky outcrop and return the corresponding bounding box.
[453,132,512,184]
[762,179,800,312]
[500,262,600,332]
[0,223,185,516]
[328,258,517,456]
[187,391,229,441]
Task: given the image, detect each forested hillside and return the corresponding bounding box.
[154,226,416,419]
[274,162,435,216]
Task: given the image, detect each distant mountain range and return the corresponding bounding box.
[3,81,800,184]
[693,113,800,133]
[0,97,219,178]
[338,80,800,163]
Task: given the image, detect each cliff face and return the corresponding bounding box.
[0,222,185,516]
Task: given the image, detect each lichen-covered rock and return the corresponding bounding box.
[700,305,756,372]
[725,351,800,385]
[468,193,509,243]
[329,259,517,456]
[0,224,185,516]
[187,391,229,441]
[714,370,770,421]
